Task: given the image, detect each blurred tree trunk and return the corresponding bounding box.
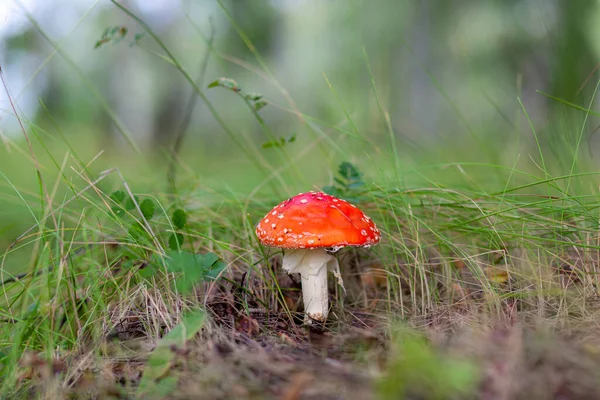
[550,0,596,102]
[228,0,277,57]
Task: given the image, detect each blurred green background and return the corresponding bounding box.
[1,0,600,269]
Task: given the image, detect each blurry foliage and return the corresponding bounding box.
[207,77,241,92]
[94,26,144,49]
[226,0,278,57]
[208,77,268,111]
[261,132,296,149]
[94,26,128,48]
[2,0,600,154]
[323,161,366,203]
[137,309,206,398]
[378,328,479,400]
[168,208,188,250]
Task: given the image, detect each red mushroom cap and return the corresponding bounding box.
[255,191,381,249]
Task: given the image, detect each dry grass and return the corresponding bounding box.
[7,210,600,399]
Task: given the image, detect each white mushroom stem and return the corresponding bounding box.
[282,248,345,323]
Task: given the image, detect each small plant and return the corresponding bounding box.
[261,132,296,149]
[109,190,156,244]
[94,26,144,49]
[144,251,226,295]
[108,190,225,293]
[322,161,366,203]
[168,208,187,250]
[207,77,268,111]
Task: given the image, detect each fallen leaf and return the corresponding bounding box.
[485,266,509,284]
[452,259,466,270]
[451,282,469,301]
[236,315,260,337]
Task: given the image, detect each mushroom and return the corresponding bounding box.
[255,191,381,323]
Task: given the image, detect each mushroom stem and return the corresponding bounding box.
[282,248,339,323]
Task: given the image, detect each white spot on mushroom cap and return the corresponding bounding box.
[278,214,284,219]
[271,223,276,229]
[300,199,308,204]
[272,211,277,215]
[265,218,269,223]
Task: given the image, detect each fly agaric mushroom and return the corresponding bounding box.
[256,191,381,323]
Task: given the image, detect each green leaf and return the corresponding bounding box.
[109,190,126,217]
[125,195,140,211]
[137,310,206,398]
[137,262,157,279]
[333,177,347,187]
[323,161,366,202]
[95,26,128,49]
[111,206,125,218]
[110,190,126,204]
[339,161,362,180]
[128,222,149,243]
[207,77,239,92]
[140,198,156,220]
[262,133,296,149]
[164,251,225,294]
[261,141,278,149]
[254,99,268,111]
[168,233,184,251]
[133,32,145,44]
[171,208,187,229]
[24,302,39,318]
[204,257,226,281]
[244,92,263,101]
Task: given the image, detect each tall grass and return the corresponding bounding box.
[1,1,600,398]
